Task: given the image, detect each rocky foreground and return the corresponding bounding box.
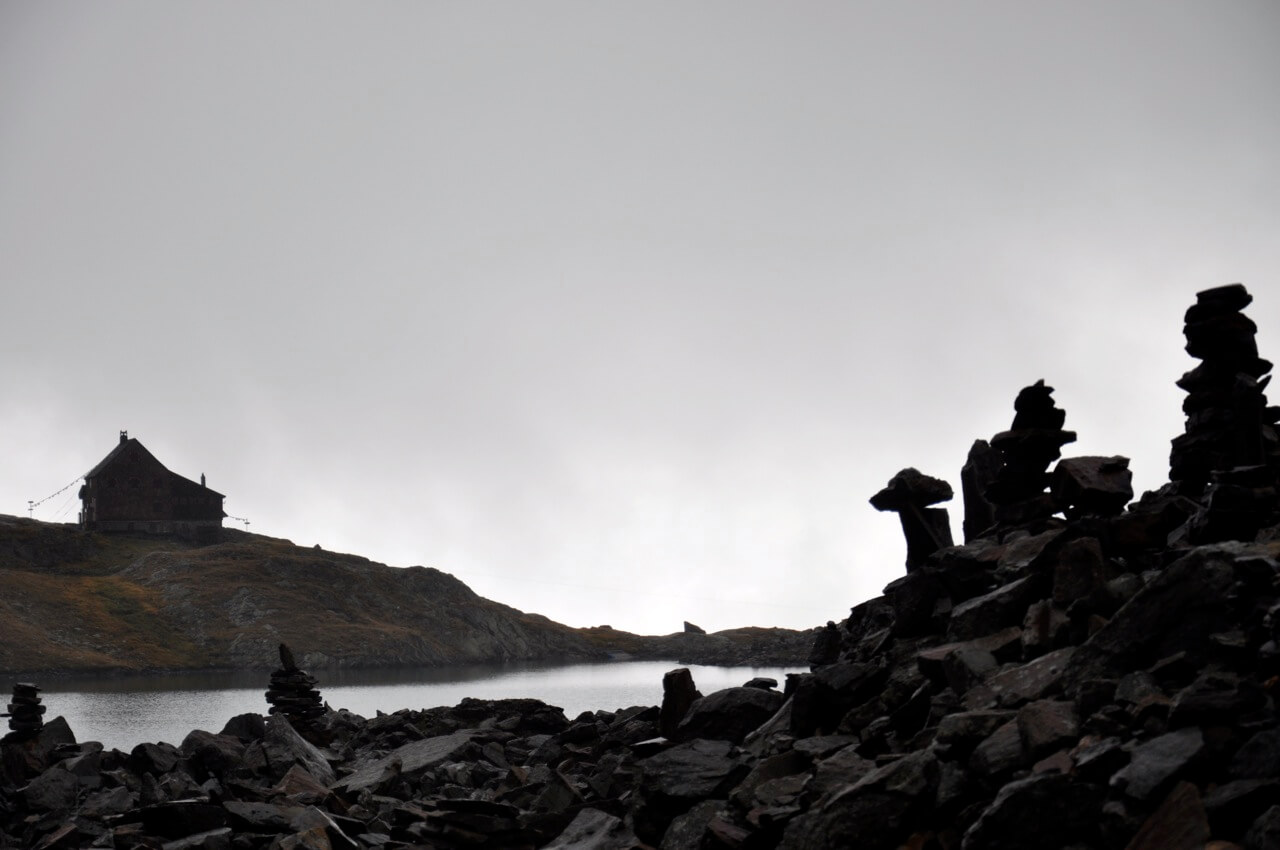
[2,526,1279,849]
[2,283,1279,848]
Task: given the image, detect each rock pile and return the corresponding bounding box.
[264,643,326,725]
[1,683,44,741]
[1,283,1277,849]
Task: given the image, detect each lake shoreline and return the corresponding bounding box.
[9,660,808,753]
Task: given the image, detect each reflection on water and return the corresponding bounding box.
[25,661,803,751]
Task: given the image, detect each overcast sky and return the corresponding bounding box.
[3,2,1278,636]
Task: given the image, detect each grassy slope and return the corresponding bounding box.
[0,516,814,674]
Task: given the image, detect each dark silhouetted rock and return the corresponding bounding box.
[219,712,265,742]
[969,718,1027,778]
[961,772,1102,849]
[986,380,1078,527]
[544,807,641,849]
[660,668,702,739]
[1052,455,1134,518]
[871,467,955,570]
[961,438,1001,541]
[1124,781,1210,850]
[261,714,335,786]
[1064,547,1235,687]
[1016,699,1078,761]
[1229,729,1280,780]
[743,677,778,690]
[1246,805,1280,850]
[1169,284,1280,541]
[1111,726,1205,802]
[807,620,842,667]
[1203,779,1280,841]
[633,739,745,844]
[1,683,45,741]
[947,576,1038,641]
[265,645,325,724]
[333,729,472,794]
[675,687,784,744]
[779,791,913,850]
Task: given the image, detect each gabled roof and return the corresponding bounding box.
[85,437,224,498]
[84,437,161,479]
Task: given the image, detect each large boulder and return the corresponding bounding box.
[675,687,785,744]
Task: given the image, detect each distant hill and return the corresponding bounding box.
[0,516,814,673]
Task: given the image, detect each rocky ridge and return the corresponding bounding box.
[0,521,812,673]
[2,283,1280,849]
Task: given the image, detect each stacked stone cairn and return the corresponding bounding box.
[984,379,1078,528]
[3,284,1280,850]
[1170,283,1280,542]
[871,467,955,570]
[264,643,325,724]
[1,684,44,741]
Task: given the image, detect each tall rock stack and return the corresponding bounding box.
[2,683,45,741]
[265,644,325,724]
[985,380,1077,527]
[1170,284,1280,541]
[960,439,1001,541]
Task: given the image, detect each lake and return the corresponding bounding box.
[21,661,804,751]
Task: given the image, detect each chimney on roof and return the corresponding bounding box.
[201,474,206,488]
[119,430,128,444]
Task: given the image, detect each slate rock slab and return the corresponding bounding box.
[778,791,912,850]
[1110,726,1205,802]
[333,730,474,793]
[961,772,1102,850]
[543,807,642,850]
[1064,548,1235,687]
[262,714,336,786]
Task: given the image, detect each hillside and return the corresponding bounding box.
[0,517,813,673]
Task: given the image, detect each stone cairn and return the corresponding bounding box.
[264,643,325,724]
[983,379,1077,528]
[2,683,45,741]
[1170,283,1280,542]
[870,467,954,571]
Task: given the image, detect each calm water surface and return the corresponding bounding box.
[26,661,802,751]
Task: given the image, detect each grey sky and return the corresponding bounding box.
[3,2,1279,634]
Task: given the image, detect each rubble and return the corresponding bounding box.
[2,283,1279,849]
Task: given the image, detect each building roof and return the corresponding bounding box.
[85,436,225,499]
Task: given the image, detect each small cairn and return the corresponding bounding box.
[1169,283,1280,541]
[2,683,45,741]
[985,379,1077,527]
[870,467,954,571]
[265,643,325,723]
